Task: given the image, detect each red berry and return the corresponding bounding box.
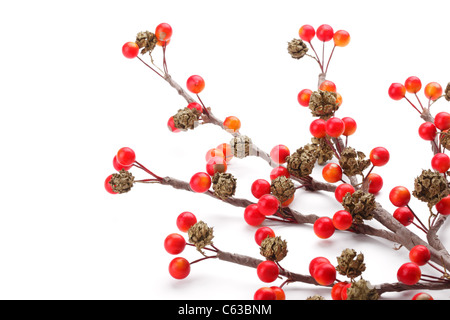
[309,257,330,277]
[270,145,290,164]
[113,155,132,171]
[388,83,406,100]
[257,194,280,216]
[206,156,227,176]
[169,257,190,280]
[167,116,180,133]
[104,175,117,194]
[335,183,355,202]
[331,282,348,300]
[319,80,337,93]
[412,292,433,300]
[397,262,421,285]
[341,282,352,300]
[316,24,334,42]
[299,25,315,42]
[434,112,450,131]
[389,186,411,207]
[176,211,197,232]
[116,147,136,166]
[342,117,357,136]
[431,153,450,173]
[310,119,327,138]
[122,42,139,59]
[254,227,275,246]
[332,210,353,230]
[333,30,350,47]
[418,122,437,141]
[393,207,414,226]
[370,147,390,167]
[409,245,430,266]
[270,166,290,180]
[405,76,422,94]
[424,82,443,101]
[297,89,312,107]
[223,116,241,133]
[164,233,186,255]
[189,172,211,193]
[314,217,335,239]
[254,287,277,300]
[367,173,383,194]
[257,260,279,283]
[155,23,173,42]
[270,286,286,300]
[251,179,271,199]
[436,195,450,215]
[244,204,266,226]
[322,163,343,183]
[325,117,345,138]
[313,262,336,285]
[186,75,205,94]
[187,102,203,113]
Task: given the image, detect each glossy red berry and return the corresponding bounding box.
[189,172,211,193]
[405,76,422,94]
[186,75,205,94]
[431,153,450,173]
[397,262,421,285]
[335,183,355,202]
[322,163,343,183]
[409,245,430,266]
[325,117,345,138]
[309,257,331,277]
[270,166,290,180]
[412,292,433,300]
[187,102,203,113]
[310,119,327,138]
[418,122,437,141]
[367,173,383,194]
[122,42,139,59]
[297,89,312,107]
[255,227,275,246]
[370,147,390,167]
[388,83,406,100]
[389,186,411,207]
[244,204,266,226]
[313,262,336,285]
[299,25,315,42]
[169,257,190,280]
[104,175,117,194]
[313,217,335,239]
[167,116,180,133]
[319,80,337,93]
[164,233,186,255]
[257,194,280,216]
[113,155,132,171]
[331,282,348,300]
[333,30,350,47]
[270,286,286,300]
[116,147,136,166]
[424,82,443,101]
[251,179,271,199]
[176,212,197,232]
[257,260,279,283]
[332,210,353,230]
[434,112,450,131]
[393,207,414,226]
[206,156,227,176]
[254,287,277,300]
[316,24,334,42]
[155,23,173,42]
[270,145,290,164]
[436,195,450,215]
[342,117,357,136]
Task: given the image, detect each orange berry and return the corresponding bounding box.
[424,82,443,101]
[205,148,225,162]
[223,116,241,133]
[216,143,233,163]
[319,80,337,92]
[333,30,350,47]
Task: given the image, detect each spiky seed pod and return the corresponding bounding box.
[287,38,309,59]
[339,147,371,177]
[336,248,366,280]
[135,31,157,55]
[109,169,134,194]
[309,90,339,119]
[285,146,318,178]
[342,190,375,224]
[259,236,288,262]
[440,130,450,151]
[310,137,334,165]
[212,172,237,199]
[445,82,450,101]
[172,107,200,130]
[230,135,252,159]
[346,279,379,300]
[270,176,295,203]
[413,169,449,208]
[188,221,214,255]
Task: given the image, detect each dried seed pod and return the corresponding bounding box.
[336,248,366,280]
[413,169,449,208]
[306,295,325,300]
[285,145,318,178]
[440,130,450,151]
[135,30,157,55]
[342,190,375,224]
[109,169,135,194]
[230,135,252,159]
[172,107,200,130]
[445,82,450,101]
[270,176,295,203]
[346,279,379,300]
[339,147,371,177]
[260,236,288,262]
[188,221,214,255]
[309,90,339,119]
[212,172,237,199]
[287,38,309,59]
[310,137,334,165]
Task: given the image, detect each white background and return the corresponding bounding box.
[1,0,450,300]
